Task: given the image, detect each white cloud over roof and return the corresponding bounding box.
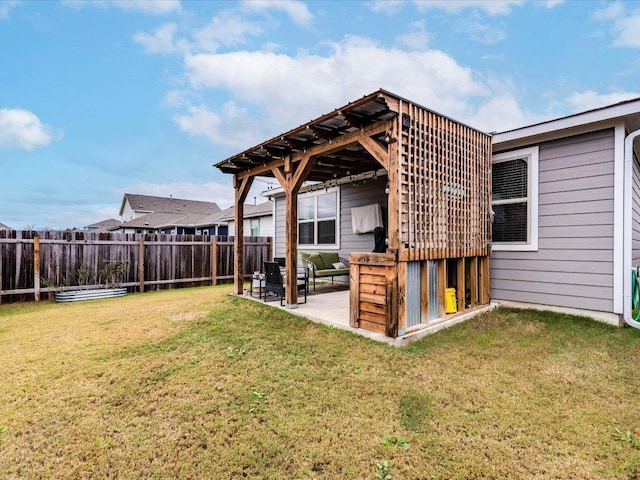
[0,108,54,151]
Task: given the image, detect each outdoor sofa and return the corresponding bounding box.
[299,251,350,290]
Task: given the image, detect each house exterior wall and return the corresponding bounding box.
[273,176,388,258]
[491,128,616,313]
[632,152,640,267]
[228,215,273,238]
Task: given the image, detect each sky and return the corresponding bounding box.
[2,0,640,230]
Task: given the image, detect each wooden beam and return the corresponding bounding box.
[239,120,390,181]
[291,154,315,191]
[358,136,389,169]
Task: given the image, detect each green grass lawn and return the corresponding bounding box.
[1,286,640,479]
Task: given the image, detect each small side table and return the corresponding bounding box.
[250,273,265,300]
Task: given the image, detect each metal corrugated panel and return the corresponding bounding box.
[428,261,439,321]
[406,261,422,328]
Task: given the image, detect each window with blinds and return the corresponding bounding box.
[492,157,529,242]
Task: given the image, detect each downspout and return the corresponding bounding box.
[623,128,640,328]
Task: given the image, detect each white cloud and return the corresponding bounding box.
[370,0,405,15]
[468,95,537,133]
[457,16,507,45]
[594,2,640,48]
[566,90,640,112]
[396,20,431,50]
[0,0,21,20]
[62,0,181,16]
[240,0,312,27]
[118,181,235,209]
[193,11,263,52]
[544,0,564,8]
[413,0,523,16]
[173,102,269,148]
[182,35,488,140]
[0,108,55,151]
[133,23,189,54]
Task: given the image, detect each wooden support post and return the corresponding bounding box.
[479,255,491,305]
[233,175,254,295]
[396,261,407,334]
[457,257,465,312]
[211,238,217,286]
[387,119,400,252]
[437,259,446,317]
[284,188,298,306]
[469,256,478,308]
[349,262,360,328]
[420,260,429,323]
[385,265,399,338]
[33,235,40,301]
[138,238,145,293]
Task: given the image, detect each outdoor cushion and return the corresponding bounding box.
[332,261,346,269]
[306,253,325,271]
[319,251,340,269]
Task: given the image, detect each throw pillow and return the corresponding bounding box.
[319,251,339,268]
[332,262,346,269]
[306,253,325,270]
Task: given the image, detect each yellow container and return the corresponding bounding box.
[445,288,457,313]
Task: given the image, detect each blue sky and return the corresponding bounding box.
[1,0,640,230]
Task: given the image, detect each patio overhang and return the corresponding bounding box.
[216,89,403,306]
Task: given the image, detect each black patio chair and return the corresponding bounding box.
[264,261,307,306]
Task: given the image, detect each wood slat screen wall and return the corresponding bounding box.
[395,102,492,261]
[0,230,271,303]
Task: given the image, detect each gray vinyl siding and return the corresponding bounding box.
[491,128,616,313]
[632,153,640,267]
[273,176,388,258]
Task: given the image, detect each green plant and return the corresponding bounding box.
[225,346,245,358]
[97,260,127,288]
[613,428,640,450]
[249,391,267,413]
[375,459,392,480]
[382,434,410,450]
[76,262,92,288]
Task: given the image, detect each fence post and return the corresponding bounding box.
[34,235,41,302]
[211,237,217,286]
[138,238,145,293]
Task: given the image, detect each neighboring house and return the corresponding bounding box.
[490,98,640,327]
[217,201,274,238]
[117,193,227,235]
[217,89,640,335]
[84,219,121,232]
[0,222,13,232]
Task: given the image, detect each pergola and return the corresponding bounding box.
[216,89,492,335]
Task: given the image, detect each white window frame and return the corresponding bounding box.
[491,146,539,252]
[298,187,340,249]
[250,218,260,237]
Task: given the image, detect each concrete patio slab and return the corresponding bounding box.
[240,288,496,347]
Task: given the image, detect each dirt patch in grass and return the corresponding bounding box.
[1,295,640,479]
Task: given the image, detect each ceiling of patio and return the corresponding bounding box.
[215,90,398,183]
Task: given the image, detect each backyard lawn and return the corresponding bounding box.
[1,286,640,479]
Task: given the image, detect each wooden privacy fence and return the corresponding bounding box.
[0,231,271,303]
